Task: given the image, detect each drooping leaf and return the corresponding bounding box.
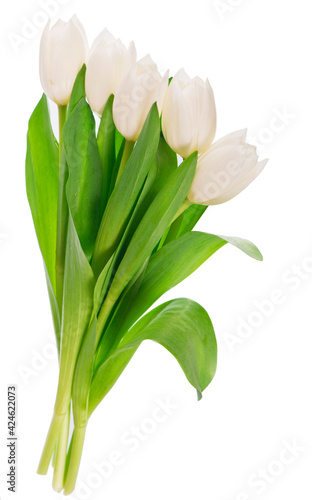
[63,99,103,261]
[25,94,59,293]
[97,231,262,359]
[92,103,160,277]
[89,298,217,414]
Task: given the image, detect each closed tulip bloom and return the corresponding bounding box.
[39,16,88,106]
[162,69,216,158]
[86,29,136,115]
[187,129,268,205]
[113,55,169,141]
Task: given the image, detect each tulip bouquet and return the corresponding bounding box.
[26,15,267,495]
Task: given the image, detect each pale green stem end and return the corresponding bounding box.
[63,426,87,495]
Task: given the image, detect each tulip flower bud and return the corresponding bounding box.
[39,16,88,106]
[86,29,136,115]
[161,69,216,158]
[187,129,268,205]
[113,55,169,141]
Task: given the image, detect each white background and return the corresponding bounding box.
[1,0,311,499]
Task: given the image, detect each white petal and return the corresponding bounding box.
[196,78,216,153]
[209,129,247,153]
[40,16,88,105]
[188,144,260,204]
[162,77,194,157]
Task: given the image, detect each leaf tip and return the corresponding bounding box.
[197,389,203,401]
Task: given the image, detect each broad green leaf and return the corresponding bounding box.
[97,94,116,215]
[55,66,88,311]
[92,103,160,277]
[63,98,103,261]
[104,152,197,309]
[164,204,207,245]
[56,214,94,413]
[89,298,217,414]
[26,94,59,293]
[99,231,263,356]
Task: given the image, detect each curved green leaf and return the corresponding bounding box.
[89,298,217,415]
[97,231,262,360]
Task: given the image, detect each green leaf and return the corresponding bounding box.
[115,128,124,158]
[45,268,61,354]
[67,65,86,116]
[72,316,97,427]
[92,103,160,277]
[164,204,207,245]
[100,231,262,352]
[63,98,103,261]
[94,163,158,318]
[89,298,217,414]
[148,134,178,200]
[26,94,59,293]
[104,152,197,308]
[97,94,116,214]
[55,214,95,413]
[55,67,88,312]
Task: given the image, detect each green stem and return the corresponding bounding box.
[52,405,71,492]
[63,426,87,495]
[116,139,134,181]
[96,292,116,346]
[56,104,68,314]
[37,412,66,475]
[171,198,192,224]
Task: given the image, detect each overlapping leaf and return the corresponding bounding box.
[92,103,160,277]
[89,298,217,415]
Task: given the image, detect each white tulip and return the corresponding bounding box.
[86,29,136,115]
[113,55,169,141]
[187,129,268,205]
[39,16,88,106]
[161,69,216,158]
